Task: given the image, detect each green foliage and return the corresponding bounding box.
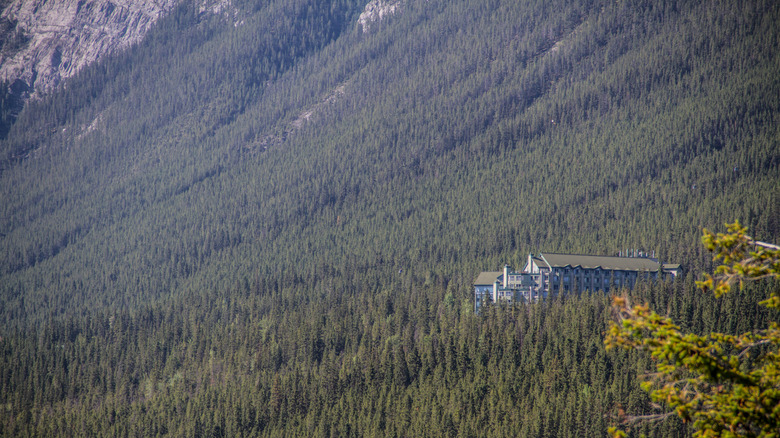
[606,223,780,437]
[6,278,743,436]
[698,222,780,307]
[0,0,779,435]
[1,0,778,328]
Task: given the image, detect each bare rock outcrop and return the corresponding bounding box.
[0,0,180,100]
[357,0,402,33]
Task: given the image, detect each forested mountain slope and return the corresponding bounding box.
[0,0,778,435]
[1,0,777,324]
[0,0,181,137]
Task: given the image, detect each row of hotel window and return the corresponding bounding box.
[508,271,638,284]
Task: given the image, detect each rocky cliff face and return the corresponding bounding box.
[357,0,402,33]
[0,0,180,101]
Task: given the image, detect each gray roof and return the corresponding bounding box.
[535,253,661,272]
[473,271,502,285]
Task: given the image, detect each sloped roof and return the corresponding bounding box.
[473,271,502,285]
[536,253,661,272]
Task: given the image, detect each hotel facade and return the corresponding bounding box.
[474,252,681,313]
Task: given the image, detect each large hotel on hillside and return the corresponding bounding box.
[474,252,681,313]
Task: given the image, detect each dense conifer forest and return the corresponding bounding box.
[1,0,778,435]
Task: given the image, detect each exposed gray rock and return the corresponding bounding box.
[0,0,180,100]
[199,0,243,28]
[358,0,402,33]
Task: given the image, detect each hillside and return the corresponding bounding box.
[0,0,181,137]
[1,0,779,435]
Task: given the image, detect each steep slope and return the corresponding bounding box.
[1,0,179,94]
[2,0,777,324]
[0,0,183,138]
[0,0,779,435]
